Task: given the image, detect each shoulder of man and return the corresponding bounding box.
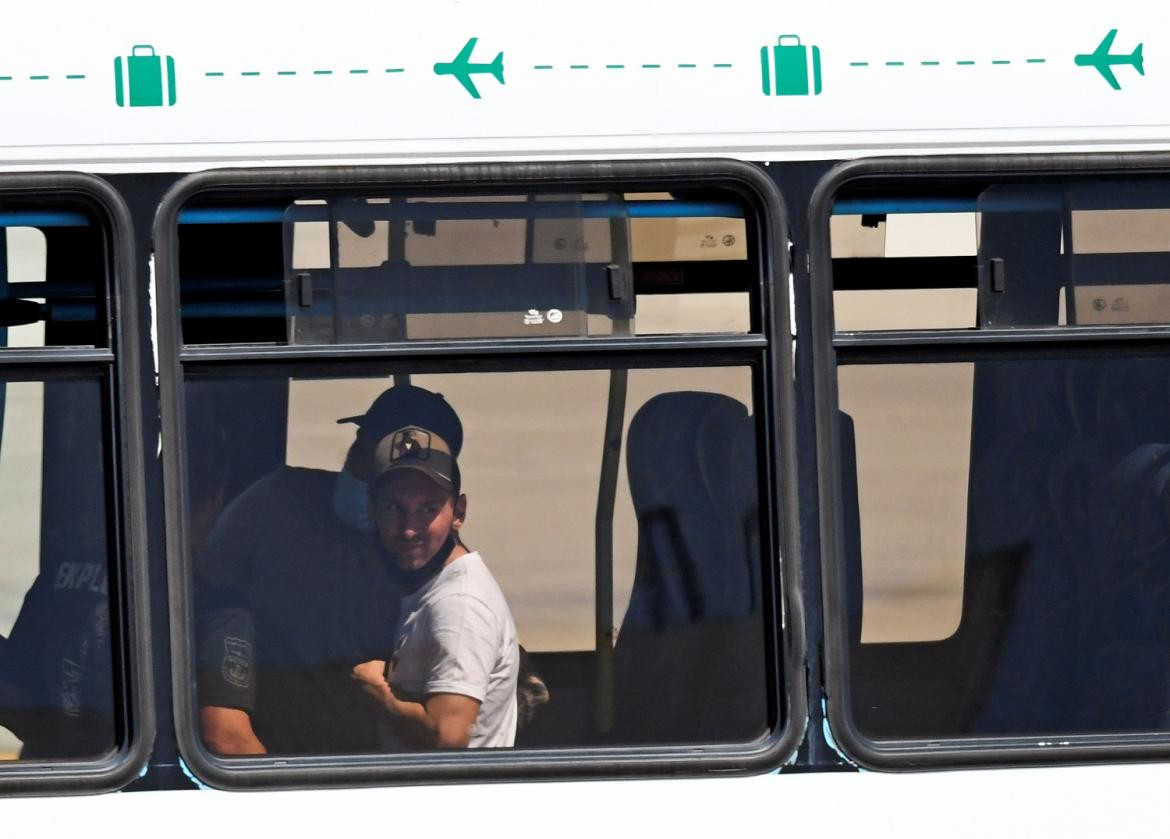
[198,466,338,588]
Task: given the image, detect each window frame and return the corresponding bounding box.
[154,160,804,790]
[812,152,1170,770]
[0,173,153,794]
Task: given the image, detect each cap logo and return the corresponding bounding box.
[374,425,457,491]
[391,428,430,461]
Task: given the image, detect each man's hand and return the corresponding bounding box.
[351,659,392,702]
[351,660,479,749]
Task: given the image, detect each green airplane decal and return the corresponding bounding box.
[1075,29,1144,90]
[434,37,505,99]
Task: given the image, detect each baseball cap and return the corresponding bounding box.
[338,385,463,457]
[372,426,460,492]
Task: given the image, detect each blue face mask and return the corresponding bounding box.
[332,469,373,532]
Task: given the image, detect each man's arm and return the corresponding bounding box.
[195,605,263,754]
[199,706,267,755]
[351,660,479,749]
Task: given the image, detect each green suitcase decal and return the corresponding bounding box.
[114,45,177,107]
[761,35,822,96]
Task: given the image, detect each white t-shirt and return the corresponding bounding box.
[389,551,519,748]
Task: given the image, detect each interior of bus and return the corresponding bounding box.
[829,175,1170,741]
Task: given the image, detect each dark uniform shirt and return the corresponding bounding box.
[196,467,402,755]
[0,558,114,760]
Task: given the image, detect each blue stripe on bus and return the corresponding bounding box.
[177,200,746,224]
[833,196,1064,214]
[0,211,90,227]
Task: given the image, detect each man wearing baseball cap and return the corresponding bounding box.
[351,423,519,748]
[196,385,470,754]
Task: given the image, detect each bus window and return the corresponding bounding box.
[836,363,970,643]
[818,165,1170,766]
[0,377,116,761]
[831,211,979,332]
[176,190,758,345]
[158,162,796,787]
[186,366,769,754]
[0,215,106,349]
[0,181,146,796]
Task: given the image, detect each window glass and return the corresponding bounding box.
[177,190,756,345]
[833,179,1170,333]
[186,366,771,755]
[837,364,970,643]
[831,210,978,332]
[0,376,116,760]
[0,213,105,349]
[1063,184,1170,327]
[842,353,1170,740]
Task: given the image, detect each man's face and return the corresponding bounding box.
[372,470,465,571]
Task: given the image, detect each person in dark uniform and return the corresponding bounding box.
[0,563,114,760]
[196,385,464,755]
[0,381,116,760]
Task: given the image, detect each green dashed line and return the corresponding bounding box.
[713,63,733,68]
[30,75,49,80]
[678,63,696,68]
[209,68,412,77]
[853,58,1046,68]
[642,63,661,69]
[534,64,554,70]
[570,64,589,69]
[65,74,85,79]
[605,64,625,69]
[0,77,10,81]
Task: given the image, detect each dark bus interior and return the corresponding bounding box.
[832,176,1170,741]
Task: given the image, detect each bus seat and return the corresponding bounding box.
[612,391,767,744]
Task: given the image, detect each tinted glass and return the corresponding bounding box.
[0,376,116,760]
[831,210,978,332]
[831,179,1170,332]
[177,190,756,344]
[841,354,1170,739]
[0,211,107,348]
[186,366,772,755]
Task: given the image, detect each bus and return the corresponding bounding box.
[3,0,1170,832]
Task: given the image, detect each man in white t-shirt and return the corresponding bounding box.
[351,424,519,748]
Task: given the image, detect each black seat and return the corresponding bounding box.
[611,392,767,744]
